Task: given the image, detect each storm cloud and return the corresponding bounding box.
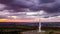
[0,0,60,13]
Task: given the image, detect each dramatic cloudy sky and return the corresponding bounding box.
[0,0,60,12]
[0,0,60,17]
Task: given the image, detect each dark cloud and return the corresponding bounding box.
[0,0,60,13]
[0,0,36,12]
[40,0,60,13]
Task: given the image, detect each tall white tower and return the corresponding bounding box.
[39,10,45,33]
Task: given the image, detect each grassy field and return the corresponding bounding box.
[41,27,60,34]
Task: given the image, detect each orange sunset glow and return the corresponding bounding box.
[0,18,39,22]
